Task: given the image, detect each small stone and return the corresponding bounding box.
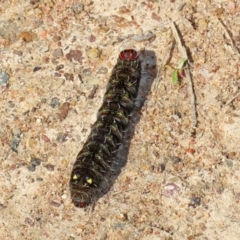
[54,73,62,77]
[18,31,36,42]
[52,48,63,58]
[87,77,100,85]
[56,132,68,142]
[169,156,182,164]
[198,19,208,30]
[87,34,96,42]
[226,159,233,167]
[52,58,58,65]
[10,134,21,153]
[66,50,82,63]
[36,178,43,181]
[55,64,64,71]
[99,27,109,33]
[82,68,92,76]
[214,8,224,17]
[25,217,34,226]
[117,213,128,221]
[118,6,129,14]
[71,3,84,13]
[28,138,37,148]
[12,127,21,136]
[163,183,181,197]
[58,102,70,121]
[35,19,43,28]
[49,198,62,207]
[30,0,40,5]
[33,66,41,72]
[189,196,201,208]
[172,114,181,121]
[0,69,9,86]
[52,35,61,42]
[228,1,236,13]
[61,194,67,199]
[8,101,15,107]
[28,158,41,172]
[41,98,47,103]
[13,50,23,56]
[41,134,51,143]
[86,48,101,59]
[97,67,108,74]
[50,97,60,108]
[199,67,210,78]
[36,118,41,124]
[64,73,74,81]
[44,164,55,171]
[68,237,75,240]
[40,45,49,52]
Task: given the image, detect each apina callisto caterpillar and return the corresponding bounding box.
[69,49,141,207]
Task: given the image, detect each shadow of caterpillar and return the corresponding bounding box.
[70,49,141,208]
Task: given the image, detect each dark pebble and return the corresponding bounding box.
[56,132,68,142]
[64,72,74,81]
[30,0,40,5]
[49,199,61,207]
[0,69,9,86]
[8,101,15,107]
[189,196,201,208]
[44,164,55,171]
[169,156,182,164]
[30,158,41,166]
[28,158,41,172]
[36,178,43,181]
[33,66,41,72]
[55,64,64,71]
[50,97,60,108]
[10,135,21,153]
[65,50,82,63]
[78,74,83,83]
[82,68,92,75]
[25,217,34,226]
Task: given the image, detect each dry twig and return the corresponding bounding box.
[170,21,197,134]
[225,92,240,106]
[218,18,240,56]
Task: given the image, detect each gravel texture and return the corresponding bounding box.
[1,1,240,240]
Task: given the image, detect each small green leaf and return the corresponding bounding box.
[177,58,187,69]
[172,69,179,84]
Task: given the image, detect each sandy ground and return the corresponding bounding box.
[1,0,240,239]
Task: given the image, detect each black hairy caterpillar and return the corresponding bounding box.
[70,49,141,208]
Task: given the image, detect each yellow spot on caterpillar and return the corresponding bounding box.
[86,178,93,185]
[73,174,78,180]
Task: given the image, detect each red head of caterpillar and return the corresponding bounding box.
[119,49,138,61]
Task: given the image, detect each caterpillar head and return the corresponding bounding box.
[119,49,138,61]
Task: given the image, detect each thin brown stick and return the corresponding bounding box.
[225,92,240,106]
[170,21,197,134]
[218,19,240,56]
